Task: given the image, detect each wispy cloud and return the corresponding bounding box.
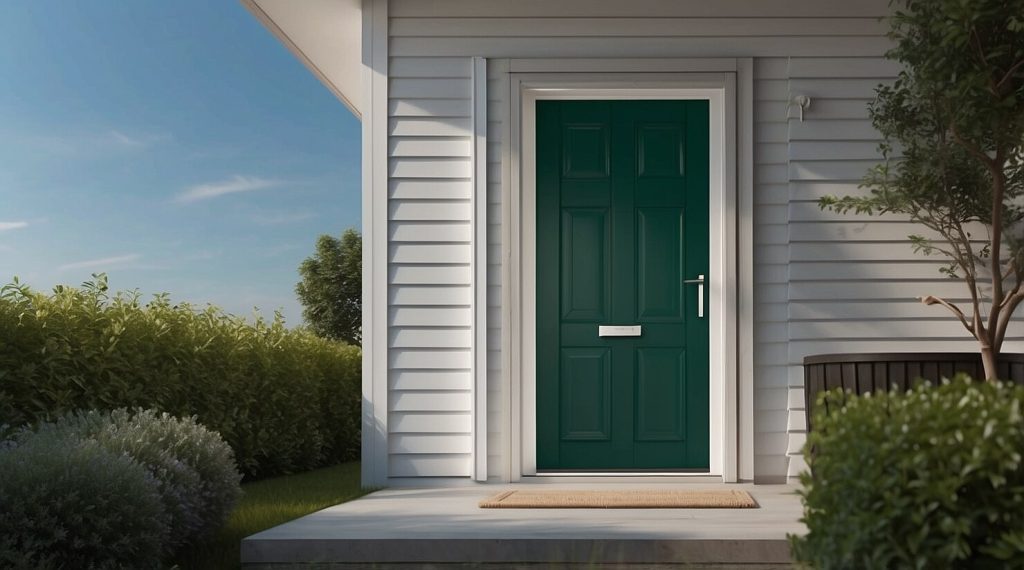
[108,130,153,148]
[0,221,29,232]
[251,211,317,225]
[58,253,142,272]
[175,175,282,204]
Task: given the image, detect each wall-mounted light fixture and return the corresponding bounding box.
[788,94,812,122]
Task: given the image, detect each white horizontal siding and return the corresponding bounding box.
[752,57,791,482]
[389,0,890,18]
[387,56,477,478]
[779,55,1024,480]
[381,1,928,483]
[782,57,898,480]
[391,18,887,37]
[390,37,891,59]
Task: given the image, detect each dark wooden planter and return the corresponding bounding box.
[803,353,1024,431]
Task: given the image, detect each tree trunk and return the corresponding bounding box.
[981,345,999,381]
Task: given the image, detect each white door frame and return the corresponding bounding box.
[504,67,753,483]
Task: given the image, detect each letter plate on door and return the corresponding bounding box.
[598,325,642,337]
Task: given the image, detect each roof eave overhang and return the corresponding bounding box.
[241,0,363,119]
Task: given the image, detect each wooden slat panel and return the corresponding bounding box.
[389,137,473,157]
[389,0,891,18]
[391,78,473,99]
[390,327,473,348]
[389,264,472,285]
[390,17,886,37]
[389,179,472,200]
[789,141,881,161]
[790,222,949,242]
[389,117,473,137]
[789,78,892,99]
[791,300,963,321]
[390,391,473,412]
[390,222,472,243]
[790,320,989,340]
[788,120,880,141]
[797,98,874,120]
[790,261,954,281]
[790,242,926,262]
[789,57,901,78]
[789,280,972,301]
[389,201,472,222]
[389,412,472,433]
[391,370,472,390]
[390,434,473,454]
[389,307,473,327]
[389,243,472,264]
[388,285,472,306]
[390,157,472,178]
[389,454,472,477]
[389,349,472,370]
[388,98,472,117]
[390,36,891,58]
[390,57,473,78]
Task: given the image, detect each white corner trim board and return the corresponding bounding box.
[505,66,754,483]
[472,56,489,481]
[361,0,389,488]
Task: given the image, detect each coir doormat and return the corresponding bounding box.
[479,489,758,509]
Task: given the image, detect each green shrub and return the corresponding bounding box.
[791,376,1024,568]
[0,431,168,569]
[0,276,361,479]
[32,408,242,553]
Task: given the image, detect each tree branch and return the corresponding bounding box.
[921,295,976,336]
[996,58,1024,91]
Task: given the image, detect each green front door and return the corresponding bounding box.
[536,100,710,471]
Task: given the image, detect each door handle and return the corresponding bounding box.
[683,274,705,318]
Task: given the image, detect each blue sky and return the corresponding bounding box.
[0,1,361,325]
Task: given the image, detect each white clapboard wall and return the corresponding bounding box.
[383,0,1022,482]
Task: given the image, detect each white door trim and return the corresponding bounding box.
[506,70,751,482]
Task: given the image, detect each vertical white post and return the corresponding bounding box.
[472,57,489,481]
[360,0,388,488]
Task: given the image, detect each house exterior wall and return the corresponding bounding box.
[376,0,1024,483]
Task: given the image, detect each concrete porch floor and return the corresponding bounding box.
[241,483,804,569]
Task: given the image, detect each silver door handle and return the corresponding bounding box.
[683,274,705,318]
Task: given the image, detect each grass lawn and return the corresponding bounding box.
[177,461,368,569]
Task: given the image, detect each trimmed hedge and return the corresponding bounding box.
[0,430,169,569]
[791,376,1024,568]
[3,408,244,567]
[33,409,243,553]
[0,276,360,479]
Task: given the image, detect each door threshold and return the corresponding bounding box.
[522,473,725,484]
[536,471,714,477]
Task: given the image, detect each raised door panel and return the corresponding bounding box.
[559,348,612,441]
[637,207,684,321]
[560,209,610,321]
[635,348,687,442]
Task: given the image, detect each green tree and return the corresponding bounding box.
[296,229,361,344]
[821,0,1024,380]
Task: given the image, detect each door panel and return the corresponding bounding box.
[636,348,687,442]
[637,208,684,321]
[537,99,710,471]
[559,348,612,441]
[560,209,610,321]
